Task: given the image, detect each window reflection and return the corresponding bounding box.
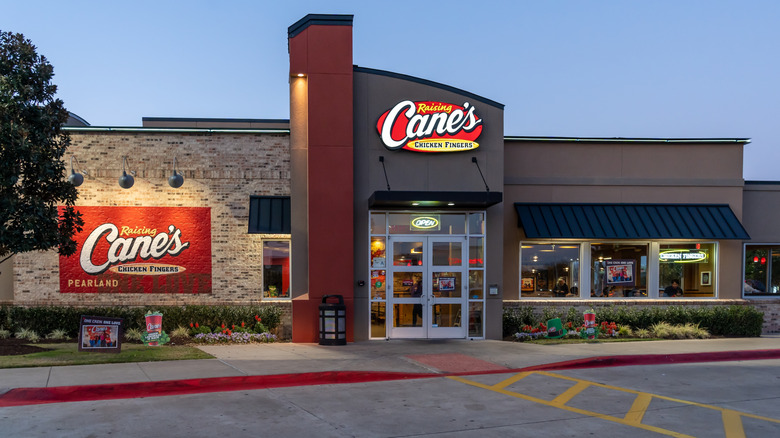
[521,244,579,297]
[591,243,646,298]
[659,243,715,298]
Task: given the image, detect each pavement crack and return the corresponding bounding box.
[217,359,248,375]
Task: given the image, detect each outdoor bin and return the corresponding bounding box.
[319,295,347,345]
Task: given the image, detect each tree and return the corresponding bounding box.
[0,31,83,264]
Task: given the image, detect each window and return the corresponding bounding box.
[744,245,780,297]
[520,243,580,297]
[263,240,290,298]
[659,243,716,298]
[591,243,647,298]
[249,196,290,234]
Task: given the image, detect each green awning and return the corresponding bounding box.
[515,203,750,240]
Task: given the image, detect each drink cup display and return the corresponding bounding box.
[583,312,597,339]
[145,312,163,346]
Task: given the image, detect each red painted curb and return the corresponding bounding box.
[1,349,778,407]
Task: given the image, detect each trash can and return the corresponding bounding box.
[319,295,347,345]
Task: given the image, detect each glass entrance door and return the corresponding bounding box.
[387,236,467,339]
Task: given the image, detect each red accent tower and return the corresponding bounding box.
[288,15,354,342]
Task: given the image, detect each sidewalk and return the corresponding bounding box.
[2,336,779,398]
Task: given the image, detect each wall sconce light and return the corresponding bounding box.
[68,156,85,186]
[168,156,184,188]
[118,156,135,189]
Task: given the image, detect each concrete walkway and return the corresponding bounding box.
[1,336,779,397]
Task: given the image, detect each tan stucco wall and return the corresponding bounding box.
[742,183,780,242]
[352,70,505,339]
[502,139,747,300]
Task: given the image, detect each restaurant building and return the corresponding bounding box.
[2,14,779,341]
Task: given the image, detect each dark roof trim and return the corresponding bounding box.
[515,203,750,240]
[142,117,289,124]
[66,112,90,127]
[288,14,353,38]
[505,136,750,144]
[745,180,780,185]
[63,126,289,134]
[370,191,502,209]
[354,66,504,110]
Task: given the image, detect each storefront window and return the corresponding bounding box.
[469,237,484,268]
[744,245,780,297]
[262,240,290,298]
[659,243,716,298]
[370,213,386,235]
[591,243,647,298]
[468,213,484,235]
[521,243,580,297]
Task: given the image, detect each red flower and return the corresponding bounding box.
[189,322,194,328]
[195,322,199,328]
[221,323,225,329]
[241,322,245,327]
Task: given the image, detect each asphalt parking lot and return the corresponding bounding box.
[1,339,779,437]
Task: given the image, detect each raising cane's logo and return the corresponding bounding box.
[377,100,483,152]
[80,223,190,275]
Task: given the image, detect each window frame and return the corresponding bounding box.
[743,243,780,299]
[262,239,291,300]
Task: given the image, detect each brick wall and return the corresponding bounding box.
[13,130,291,307]
[504,299,780,334]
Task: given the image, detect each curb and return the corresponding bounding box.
[2,349,778,407]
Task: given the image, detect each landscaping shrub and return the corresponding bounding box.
[503,306,534,337]
[0,305,286,340]
[504,305,764,338]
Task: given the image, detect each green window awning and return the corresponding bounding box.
[514,203,750,240]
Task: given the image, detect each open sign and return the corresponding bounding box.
[411,216,439,230]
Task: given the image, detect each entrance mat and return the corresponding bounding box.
[405,353,509,373]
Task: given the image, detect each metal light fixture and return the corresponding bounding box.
[118,156,135,189]
[68,156,84,186]
[168,156,184,188]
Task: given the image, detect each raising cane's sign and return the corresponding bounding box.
[59,206,212,294]
[376,100,483,152]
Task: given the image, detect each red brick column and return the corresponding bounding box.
[289,15,354,342]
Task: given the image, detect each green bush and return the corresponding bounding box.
[0,305,286,339]
[503,304,764,338]
[502,306,534,337]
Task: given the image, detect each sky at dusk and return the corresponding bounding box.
[2,1,778,179]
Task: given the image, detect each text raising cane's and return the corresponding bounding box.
[59,206,212,294]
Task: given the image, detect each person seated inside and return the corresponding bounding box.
[664,280,684,297]
[567,286,578,297]
[552,278,569,297]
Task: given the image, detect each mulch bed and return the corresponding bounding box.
[0,338,55,356]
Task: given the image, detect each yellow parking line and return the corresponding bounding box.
[449,371,780,437]
[534,371,780,425]
[551,381,590,406]
[491,371,532,390]
[624,392,653,424]
[448,375,695,438]
[722,410,746,438]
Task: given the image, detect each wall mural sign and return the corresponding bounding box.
[59,206,212,294]
[377,100,483,152]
